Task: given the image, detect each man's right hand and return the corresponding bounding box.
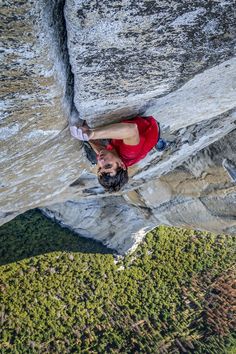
[70,125,94,141]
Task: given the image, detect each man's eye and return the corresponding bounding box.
[104,164,112,169]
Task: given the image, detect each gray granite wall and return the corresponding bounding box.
[1,0,236,253]
[65,0,236,124]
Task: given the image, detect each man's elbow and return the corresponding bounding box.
[128,123,139,138]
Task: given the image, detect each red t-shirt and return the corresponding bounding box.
[106,116,159,167]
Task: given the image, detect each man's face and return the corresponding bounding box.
[97,150,126,177]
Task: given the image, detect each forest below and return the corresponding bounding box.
[0,210,235,353]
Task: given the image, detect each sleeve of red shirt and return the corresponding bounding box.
[105,116,159,167]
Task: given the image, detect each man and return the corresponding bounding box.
[70,116,159,192]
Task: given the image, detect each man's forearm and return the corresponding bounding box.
[90,123,137,140]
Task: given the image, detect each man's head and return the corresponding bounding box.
[97,149,128,192]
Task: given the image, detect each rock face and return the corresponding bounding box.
[65,0,236,124]
[1,0,236,253]
[0,0,84,223]
[42,197,155,253]
[41,129,236,254]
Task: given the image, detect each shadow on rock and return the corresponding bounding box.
[0,209,114,266]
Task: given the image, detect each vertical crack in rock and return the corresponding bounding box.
[43,0,74,118]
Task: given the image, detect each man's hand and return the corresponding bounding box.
[70,124,94,141]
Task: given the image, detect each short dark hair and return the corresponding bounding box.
[98,167,129,192]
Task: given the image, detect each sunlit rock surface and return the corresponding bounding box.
[65,0,236,124]
[0,0,84,223]
[1,0,236,253]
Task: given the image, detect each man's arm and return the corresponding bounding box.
[89,123,140,145]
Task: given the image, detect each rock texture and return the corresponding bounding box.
[65,0,236,124]
[42,197,155,253]
[0,0,83,223]
[41,129,236,254]
[1,0,236,253]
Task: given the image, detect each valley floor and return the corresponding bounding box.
[0,210,235,353]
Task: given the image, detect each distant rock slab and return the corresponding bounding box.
[41,197,157,255]
[65,0,236,124]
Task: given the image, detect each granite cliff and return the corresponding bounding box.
[1,0,236,253]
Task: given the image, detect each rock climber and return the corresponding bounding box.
[70,116,164,192]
